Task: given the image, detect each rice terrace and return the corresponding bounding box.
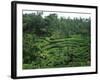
[22,11,91,69]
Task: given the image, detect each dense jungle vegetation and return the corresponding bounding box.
[23,11,91,69]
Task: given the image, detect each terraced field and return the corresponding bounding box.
[23,37,90,69]
[22,12,91,69]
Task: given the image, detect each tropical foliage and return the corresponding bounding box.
[23,11,91,69]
